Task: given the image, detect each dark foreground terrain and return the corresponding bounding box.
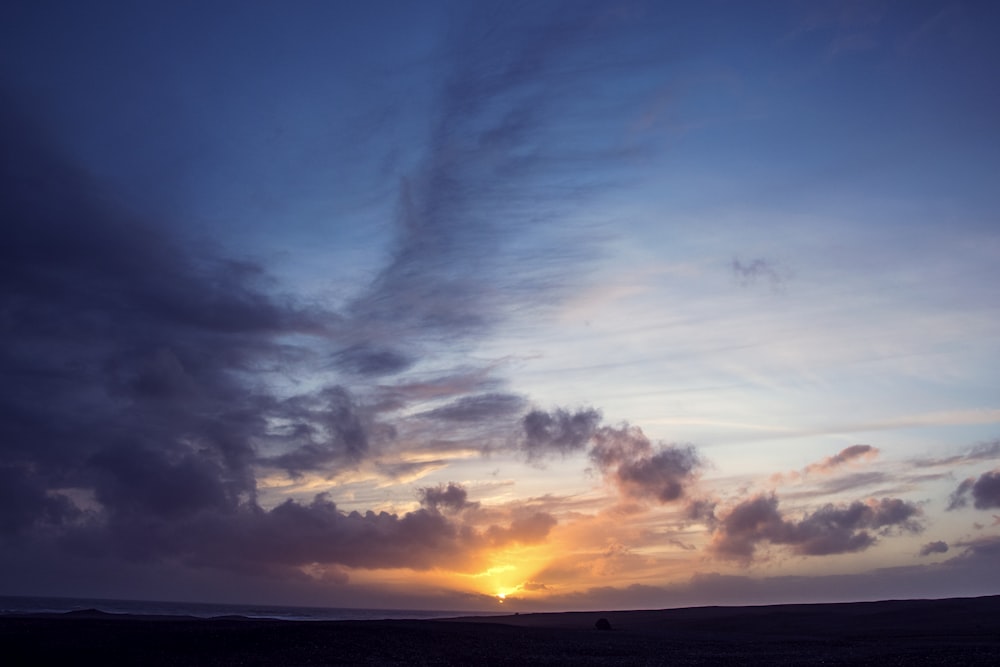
[2,596,998,665]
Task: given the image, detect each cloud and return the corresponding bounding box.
[522,408,602,460]
[731,257,790,290]
[519,410,703,503]
[710,494,923,563]
[419,482,479,513]
[805,445,880,474]
[63,488,557,577]
[590,425,702,504]
[370,368,501,413]
[919,540,948,556]
[775,445,881,486]
[812,471,891,495]
[341,5,630,361]
[260,386,379,475]
[966,440,1000,461]
[332,344,414,377]
[374,460,448,484]
[970,470,1000,509]
[0,98,324,537]
[948,470,1000,511]
[912,439,1000,468]
[947,478,975,511]
[0,466,80,535]
[951,534,1000,559]
[418,393,527,423]
[685,498,719,526]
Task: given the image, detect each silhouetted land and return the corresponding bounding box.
[3,596,998,665]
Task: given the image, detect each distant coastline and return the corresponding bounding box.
[0,594,492,622]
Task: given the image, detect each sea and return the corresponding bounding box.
[0,595,496,622]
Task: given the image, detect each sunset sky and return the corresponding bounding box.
[2,0,999,612]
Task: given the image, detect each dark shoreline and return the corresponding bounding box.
[3,595,998,665]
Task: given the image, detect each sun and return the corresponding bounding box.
[495,586,521,603]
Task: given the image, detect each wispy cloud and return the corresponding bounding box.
[774,445,880,486]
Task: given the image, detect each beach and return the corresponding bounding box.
[3,596,998,665]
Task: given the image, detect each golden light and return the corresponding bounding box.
[463,551,538,602]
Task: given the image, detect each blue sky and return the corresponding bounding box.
[2,0,999,611]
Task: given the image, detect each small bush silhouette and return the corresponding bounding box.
[594,618,612,631]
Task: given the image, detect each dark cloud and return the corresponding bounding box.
[970,470,1000,509]
[685,499,719,526]
[615,448,702,503]
[418,393,526,422]
[948,470,1000,510]
[589,424,652,470]
[260,386,379,475]
[517,409,703,502]
[333,344,414,377]
[0,99,319,537]
[0,466,80,535]
[919,540,948,556]
[419,483,479,513]
[90,442,235,520]
[139,494,473,573]
[522,408,602,459]
[952,535,1000,559]
[711,494,923,563]
[947,478,975,511]
[59,489,556,577]
[948,470,1000,511]
[590,425,702,504]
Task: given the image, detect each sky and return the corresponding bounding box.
[2,0,999,613]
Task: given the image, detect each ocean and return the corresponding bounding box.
[0,595,494,622]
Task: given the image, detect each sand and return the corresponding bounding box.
[2,595,998,665]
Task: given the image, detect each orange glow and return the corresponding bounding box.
[460,540,557,602]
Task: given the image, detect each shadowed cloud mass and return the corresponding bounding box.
[710,494,923,563]
[948,470,1000,511]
